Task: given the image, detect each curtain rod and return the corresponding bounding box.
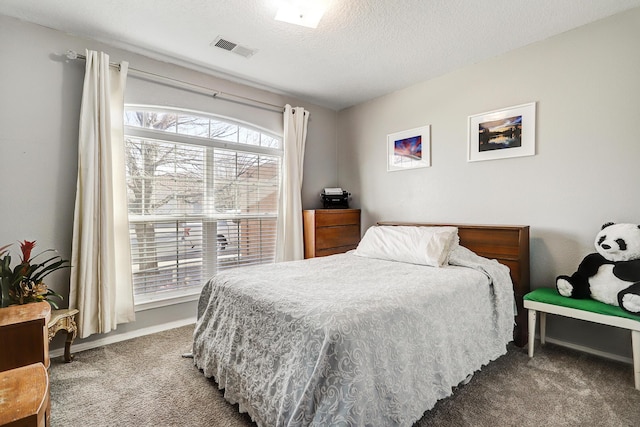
[66,50,285,113]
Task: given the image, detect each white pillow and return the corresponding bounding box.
[353,225,459,267]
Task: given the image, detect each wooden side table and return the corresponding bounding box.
[48,308,79,363]
[302,209,361,258]
[0,362,50,427]
[0,302,51,372]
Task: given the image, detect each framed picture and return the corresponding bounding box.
[387,125,431,171]
[467,102,536,162]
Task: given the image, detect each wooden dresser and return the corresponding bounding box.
[303,209,361,258]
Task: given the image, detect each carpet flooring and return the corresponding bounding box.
[48,325,640,426]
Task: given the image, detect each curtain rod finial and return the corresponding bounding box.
[66,50,78,60]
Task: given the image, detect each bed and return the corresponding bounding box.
[193,223,530,426]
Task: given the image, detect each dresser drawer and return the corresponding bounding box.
[315,244,359,257]
[315,210,360,227]
[315,224,361,250]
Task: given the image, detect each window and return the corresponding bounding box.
[123,107,281,306]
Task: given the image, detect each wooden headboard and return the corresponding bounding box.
[377,222,530,347]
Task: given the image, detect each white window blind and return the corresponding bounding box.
[124,107,281,303]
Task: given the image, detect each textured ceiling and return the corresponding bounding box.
[1,0,639,110]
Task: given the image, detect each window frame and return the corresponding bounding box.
[123,105,282,310]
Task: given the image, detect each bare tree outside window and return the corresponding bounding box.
[124,109,281,300]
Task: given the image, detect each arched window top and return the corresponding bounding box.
[124,105,281,150]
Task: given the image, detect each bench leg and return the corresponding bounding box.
[540,312,547,345]
[528,309,536,357]
[632,330,640,391]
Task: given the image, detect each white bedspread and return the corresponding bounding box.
[192,246,515,426]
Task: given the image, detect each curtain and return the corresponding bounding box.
[69,50,135,339]
[276,105,309,262]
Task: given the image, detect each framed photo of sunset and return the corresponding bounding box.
[467,102,536,162]
[387,125,431,172]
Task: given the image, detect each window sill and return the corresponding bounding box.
[134,287,203,312]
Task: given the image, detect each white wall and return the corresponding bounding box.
[337,8,640,359]
[0,15,337,350]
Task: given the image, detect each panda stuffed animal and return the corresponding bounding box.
[556,222,640,314]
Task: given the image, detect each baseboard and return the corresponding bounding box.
[49,317,197,359]
[542,336,633,365]
[49,319,634,365]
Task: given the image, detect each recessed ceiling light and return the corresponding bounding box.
[275,0,329,29]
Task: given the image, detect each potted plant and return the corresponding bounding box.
[0,240,70,308]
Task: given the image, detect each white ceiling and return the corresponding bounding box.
[2,0,639,110]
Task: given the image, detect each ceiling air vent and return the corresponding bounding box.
[211,36,257,58]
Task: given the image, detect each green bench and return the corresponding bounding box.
[524,287,640,390]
